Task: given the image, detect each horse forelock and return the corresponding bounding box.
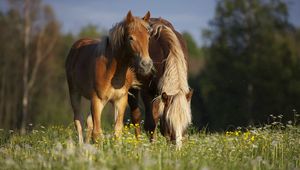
[109,17,149,51]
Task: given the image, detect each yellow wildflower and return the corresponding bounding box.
[243,131,250,140]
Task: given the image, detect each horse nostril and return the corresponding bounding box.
[149,60,153,67]
[143,60,153,67]
[141,60,148,67]
[141,60,152,68]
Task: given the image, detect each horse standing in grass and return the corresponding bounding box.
[128,18,193,148]
[65,11,153,144]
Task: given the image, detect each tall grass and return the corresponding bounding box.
[0,117,299,170]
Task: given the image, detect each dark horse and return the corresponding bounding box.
[128,18,193,148]
[65,11,153,144]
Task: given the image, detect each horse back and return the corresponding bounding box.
[65,38,99,70]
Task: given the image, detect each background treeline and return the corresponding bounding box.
[0,0,299,131]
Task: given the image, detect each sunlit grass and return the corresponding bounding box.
[0,118,299,170]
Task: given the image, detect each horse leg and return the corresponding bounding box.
[142,92,157,142]
[152,98,161,130]
[114,95,127,138]
[91,96,104,143]
[70,92,83,145]
[175,131,183,149]
[128,89,142,138]
[85,113,93,143]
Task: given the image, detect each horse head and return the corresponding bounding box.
[160,89,193,147]
[124,11,153,75]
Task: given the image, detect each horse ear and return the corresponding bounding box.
[161,92,170,104]
[186,89,193,102]
[143,11,151,22]
[126,10,134,23]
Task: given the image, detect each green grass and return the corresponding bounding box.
[0,122,299,170]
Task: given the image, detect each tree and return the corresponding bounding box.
[79,24,103,38]
[182,32,201,58]
[0,2,107,130]
[198,0,300,130]
[20,0,59,133]
[0,0,60,132]
[0,8,23,129]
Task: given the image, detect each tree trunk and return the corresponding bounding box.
[0,67,5,128]
[247,83,253,124]
[21,0,30,134]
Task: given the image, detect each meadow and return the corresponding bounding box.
[0,118,299,170]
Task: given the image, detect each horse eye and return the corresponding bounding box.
[129,36,134,41]
[147,26,152,33]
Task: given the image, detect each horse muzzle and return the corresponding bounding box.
[138,58,153,75]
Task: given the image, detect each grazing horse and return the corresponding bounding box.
[65,11,153,144]
[128,18,193,148]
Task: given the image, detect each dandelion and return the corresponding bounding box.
[251,136,255,142]
[243,131,250,140]
[225,131,232,136]
[124,126,129,131]
[235,130,241,136]
[271,140,278,146]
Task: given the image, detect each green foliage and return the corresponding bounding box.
[182,31,201,58]
[78,24,102,38]
[193,0,300,129]
[0,123,299,169]
[0,1,107,129]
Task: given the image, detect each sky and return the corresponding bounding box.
[1,0,300,46]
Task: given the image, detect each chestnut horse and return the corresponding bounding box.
[65,11,153,144]
[128,18,193,148]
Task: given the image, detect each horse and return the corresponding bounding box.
[65,11,153,144]
[128,18,193,148]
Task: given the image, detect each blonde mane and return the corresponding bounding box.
[153,24,192,146]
